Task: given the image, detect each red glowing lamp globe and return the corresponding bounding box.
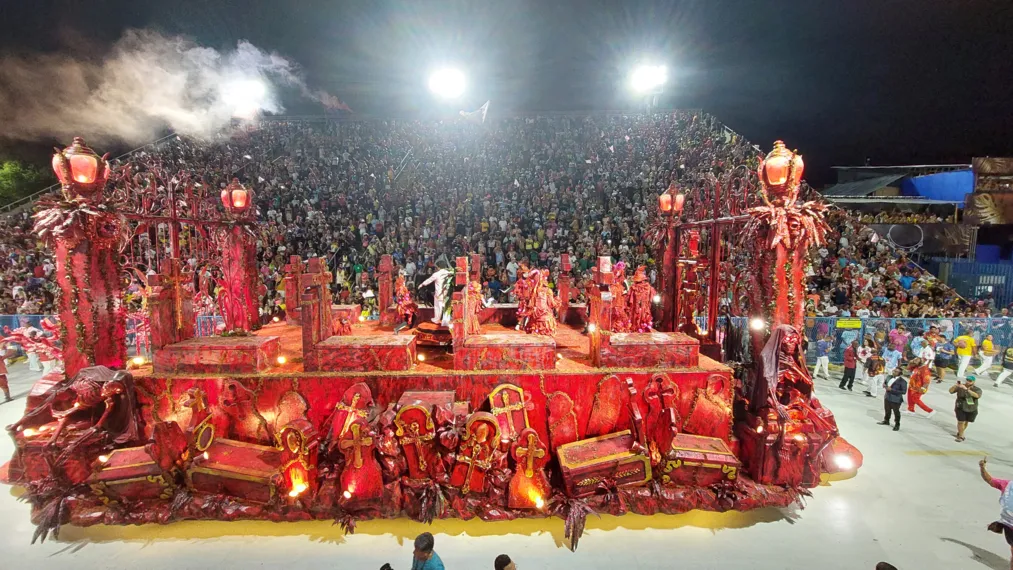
[51,137,110,198]
[658,183,685,214]
[221,178,252,215]
[759,140,804,190]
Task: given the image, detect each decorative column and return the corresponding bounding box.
[656,184,684,332]
[587,257,615,367]
[451,256,469,347]
[743,141,829,355]
[217,178,260,333]
[557,254,572,325]
[34,138,127,378]
[377,254,395,327]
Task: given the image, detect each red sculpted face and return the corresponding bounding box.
[781,331,800,355]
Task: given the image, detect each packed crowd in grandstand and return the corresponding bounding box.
[0,112,1007,326]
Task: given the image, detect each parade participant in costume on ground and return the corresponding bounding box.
[906,357,935,417]
[856,337,876,387]
[394,273,418,333]
[955,332,977,379]
[523,269,560,336]
[608,261,631,333]
[419,255,454,326]
[976,334,998,381]
[978,456,1013,570]
[995,346,1013,388]
[863,350,886,398]
[627,265,656,333]
[0,341,10,402]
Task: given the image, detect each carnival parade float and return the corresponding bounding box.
[1,138,861,549]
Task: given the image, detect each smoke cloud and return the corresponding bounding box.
[0,29,349,144]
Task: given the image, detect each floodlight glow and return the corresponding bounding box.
[749,317,766,331]
[428,68,466,99]
[221,78,268,119]
[629,64,667,93]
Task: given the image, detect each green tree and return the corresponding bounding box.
[0,160,54,204]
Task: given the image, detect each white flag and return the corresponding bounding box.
[625,135,630,142]
[460,100,490,123]
[608,145,614,154]
[514,179,520,187]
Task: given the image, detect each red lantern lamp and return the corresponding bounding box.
[221,178,252,214]
[52,137,110,196]
[659,192,672,212]
[759,140,804,189]
[673,192,685,213]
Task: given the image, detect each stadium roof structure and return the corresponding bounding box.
[820,174,908,197]
[824,196,964,205]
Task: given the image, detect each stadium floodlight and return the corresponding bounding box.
[629,64,667,94]
[428,68,466,99]
[221,77,268,119]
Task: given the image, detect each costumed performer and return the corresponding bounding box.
[523,269,560,336]
[394,272,419,333]
[627,265,656,333]
[419,256,454,326]
[907,357,935,417]
[608,261,631,333]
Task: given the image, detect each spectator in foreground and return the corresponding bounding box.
[949,375,982,443]
[979,456,1013,570]
[494,554,515,570]
[410,532,445,570]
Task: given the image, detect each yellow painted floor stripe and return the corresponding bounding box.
[904,450,987,456]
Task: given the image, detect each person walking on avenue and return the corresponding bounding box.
[878,368,907,431]
[976,334,998,381]
[936,336,956,383]
[949,375,982,442]
[813,334,832,381]
[857,337,875,387]
[864,351,886,398]
[906,358,935,418]
[955,332,977,379]
[995,345,1013,388]
[883,344,902,376]
[410,533,445,570]
[839,340,858,391]
[978,456,1013,570]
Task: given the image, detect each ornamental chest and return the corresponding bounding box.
[556,430,651,497]
[659,433,740,486]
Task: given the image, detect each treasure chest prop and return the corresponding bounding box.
[88,422,187,504]
[736,413,827,488]
[556,430,651,497]
[658,433,740,487]
[186,420,320,504]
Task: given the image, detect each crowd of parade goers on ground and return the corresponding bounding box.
[805,209,1004,319]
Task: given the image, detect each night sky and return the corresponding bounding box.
[1,0,1011,186]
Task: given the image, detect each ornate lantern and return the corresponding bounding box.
[658,183,685,214]
[221,178,252,215]
[51,137,110,199]
[758,140,804,191]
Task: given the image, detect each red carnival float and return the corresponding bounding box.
[1,138,861,549]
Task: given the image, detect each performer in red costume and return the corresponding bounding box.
[627,265,656,333]
[0,341,10,402]
[394,273,418,332]
[523,269,560,336]
[511,261,532,330]
[907,358,935,417]
[465,279,484,335]
[609,261,631,333]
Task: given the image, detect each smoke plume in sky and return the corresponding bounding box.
[0,29,347,144]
